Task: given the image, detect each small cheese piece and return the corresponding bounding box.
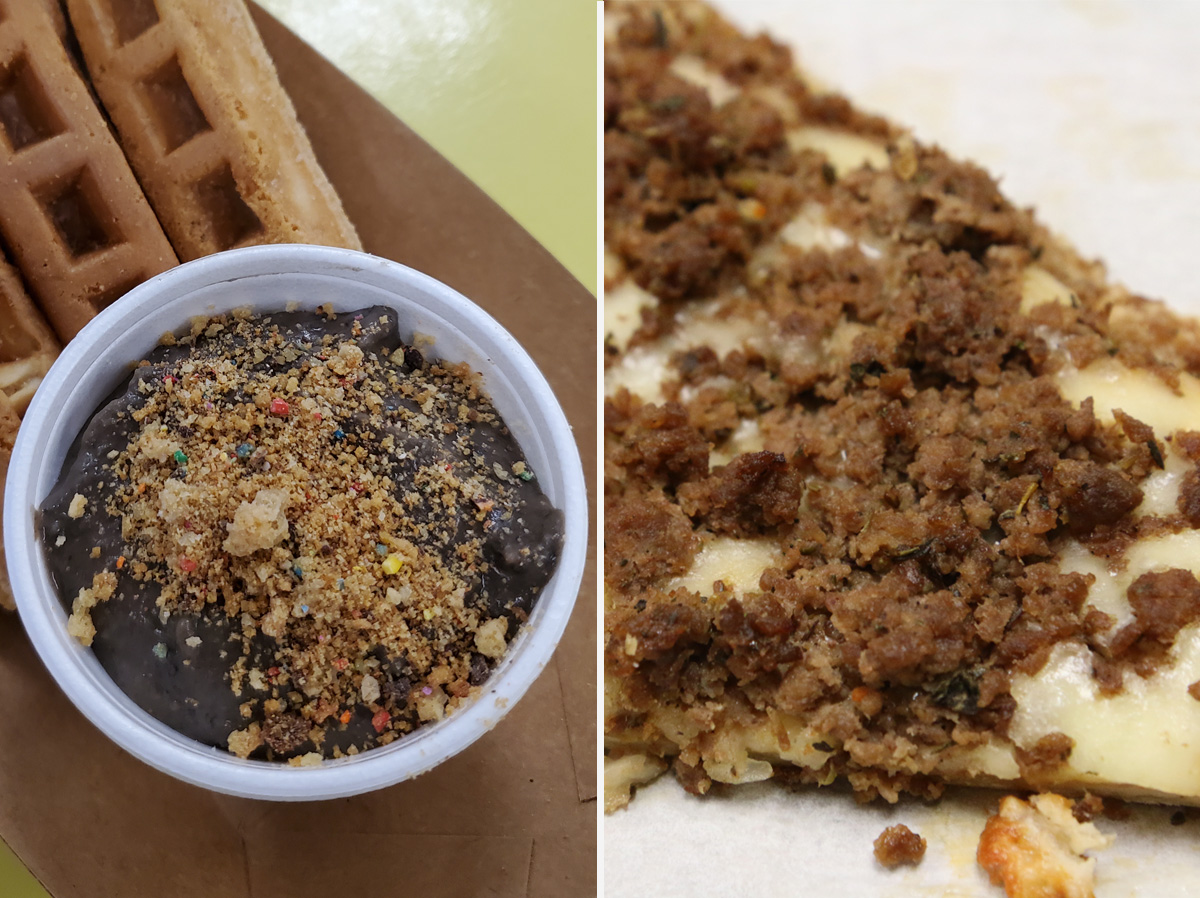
[977,793,1111,898]
[605,279,658,353]
[787,126,889,176]
[604,753,668,813]
[668,536,780,598]
[779,202,853,252]
[1008,627,1200,797]
[1134,444,1189,517]
[605,300,764,403]
[711,419,765,467]
[1061,530,1200,634]
[668,54,740,106]
[1056,358,1200,435]
[1021,266,1077,313]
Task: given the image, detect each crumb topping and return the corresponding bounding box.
[50,306,561,759]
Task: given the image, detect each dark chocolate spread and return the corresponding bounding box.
[41,306,562,761]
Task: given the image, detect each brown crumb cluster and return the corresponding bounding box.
[604,2,1200,804]
[70,306,540,759]
[873,824,926,869]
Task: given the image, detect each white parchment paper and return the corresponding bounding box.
[604,2,1200,894]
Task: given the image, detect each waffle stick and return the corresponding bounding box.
[0,387,19,610]
[65,0,362,262]
[0,0,177,342]
[0,249,59,413]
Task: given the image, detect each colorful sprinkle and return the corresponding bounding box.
[374,543,387,556]
[267,666,281,678]
[334,657,349,671]
[269,397,290,417]
[333,428,346,441]
[300,604,309,614]
[235,442,254,459]
[518,469,535,482]
[173,449,188,464]
[178,556,197,573]
[381,554,403,575]
[371,709,390,733]
[339,710,351,725]
[421,686,433,696]
[292,563,304,579]
[152,643,167,659]
[116,556,126,570]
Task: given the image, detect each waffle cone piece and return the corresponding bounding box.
[0,388,20,610]
[0,250,59,413]
[0,0,178,342]
[65,0,362,261]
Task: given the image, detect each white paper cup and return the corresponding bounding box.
[5,245,588,801]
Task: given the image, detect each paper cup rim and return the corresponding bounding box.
[5,245,588,801]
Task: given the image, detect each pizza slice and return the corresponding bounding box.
[604,1,1200,813]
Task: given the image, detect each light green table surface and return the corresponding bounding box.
[0,2,595,894]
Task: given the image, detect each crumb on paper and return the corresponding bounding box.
[977,793,1112,898]
[873,824,926,869]
[67,493,87,518]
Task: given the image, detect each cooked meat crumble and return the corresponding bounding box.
[604,2,1200,807]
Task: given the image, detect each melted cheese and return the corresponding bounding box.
[1021,266,1077,313]
[786,126,889,176]
[669,536,780,598]
[1061,530,1200,633]
[1056,358,1200,434]
[750,84,798,124]
[605,279,658,353]
[749,203,883,287]
[1135,446,1189,517]
[779,202,853,252]
[710,419,765,467]
[604,753,668,813]
[825,319,869,362]
[603,247,624,285]
[668,55,740,106]
[604,300,764,403]
[1008,626,1200,797]
[977,794,1110,898]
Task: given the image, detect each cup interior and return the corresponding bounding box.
[5,246,587,800]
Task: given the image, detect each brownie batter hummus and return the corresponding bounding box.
[41,306,562,761]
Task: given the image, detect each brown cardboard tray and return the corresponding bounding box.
[0,6,597,896]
